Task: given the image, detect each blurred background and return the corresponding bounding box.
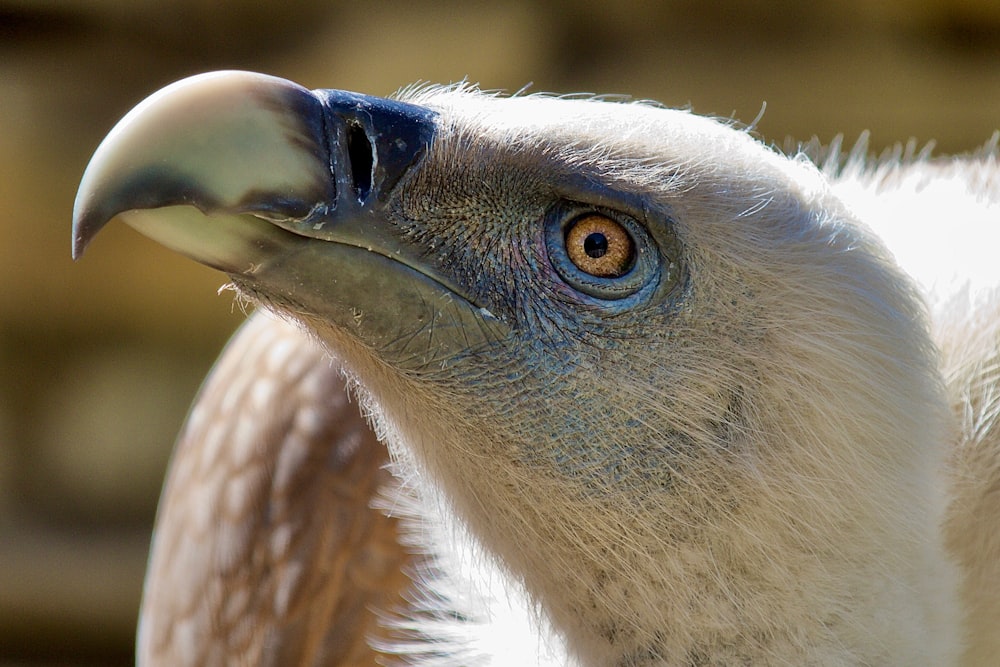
[1,0,998,663]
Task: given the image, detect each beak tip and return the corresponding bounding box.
[71,235,88,260]
[71,198,97,260]
[72,146,114,259]
[71,214,87,260]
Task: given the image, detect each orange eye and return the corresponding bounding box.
[565,215,635,278]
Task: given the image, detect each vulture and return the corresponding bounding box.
[72,71,1000,666]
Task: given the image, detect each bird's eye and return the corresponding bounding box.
[543,203,663,302]
[565,215,634,278]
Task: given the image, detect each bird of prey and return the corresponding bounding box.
[73,71,999,666]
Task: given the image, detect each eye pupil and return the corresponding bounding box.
[583,232,608,258]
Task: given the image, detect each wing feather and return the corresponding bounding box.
[138,312,413,666]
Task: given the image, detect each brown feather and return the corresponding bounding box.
[138,312,414,666]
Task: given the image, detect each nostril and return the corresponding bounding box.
[346,121,374,204]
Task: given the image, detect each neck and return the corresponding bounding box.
[342,306,963,665]
[393,394,962,666]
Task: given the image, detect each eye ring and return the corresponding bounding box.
[544,205,661,302]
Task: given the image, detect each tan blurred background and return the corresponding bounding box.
[1,0,998,664]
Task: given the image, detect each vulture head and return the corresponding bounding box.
[74,71,1000,665]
